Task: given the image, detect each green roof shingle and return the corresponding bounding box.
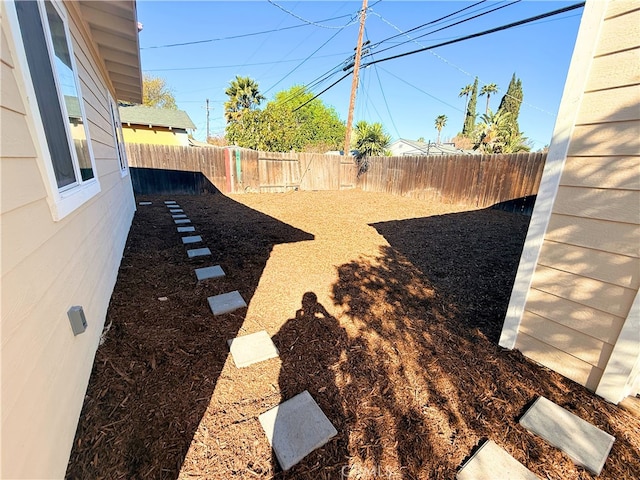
[119,105,196,130]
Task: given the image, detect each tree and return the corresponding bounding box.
[479,83,499,114]
[497,73,523,133]
[224,76,265,123]
[463,77,478,135]
[474,109,530,154]
[142,74,177,109]
[434,115,447,144]
[353,120,391,177]
[458,84,473,114]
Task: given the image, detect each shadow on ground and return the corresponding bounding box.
[65,191,313,480]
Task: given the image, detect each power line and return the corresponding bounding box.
[364,0,522,60]
[267,0,359,29]
[292,72,352,112]
[361,2,585,69]
[141,13,357,49]
[263,16,356,95]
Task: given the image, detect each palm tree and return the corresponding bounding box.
[458,84,472,113]
[475,109,512,153]
[479,83,499,114]
[353,121,391,176]
[434,114,447,144]
[224,76,265,123]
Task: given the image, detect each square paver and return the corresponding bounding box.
[169,208,184,213]
[207,290,247,315]
[172,214,187,219]
[519,396,615,475]
[175,219,191,224]
[195,265,225,281]
[167,204,181,209]
[164,200,177,204]
[227,331,279,368]
[138,201,152,205]
[187,247,211,258]
[457,440,539,480]
[177,226,195,233]
[259,390,337,471]
[182,235,202,244]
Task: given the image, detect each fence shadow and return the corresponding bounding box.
[65,191,313,479]
[371,208,531,343]
[130,167,220,195]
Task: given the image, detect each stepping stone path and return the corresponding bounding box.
[159,199,337,472]
[195,265,225,281]
[457,440,539,480]
[259,390,337,471]
[227,331,279,368]
[187,247,211,258]
[207,290,246,315]
[139,201,152,205]
[519,396,615,475]
[182,235,202,244]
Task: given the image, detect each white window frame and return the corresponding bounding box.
[6,0,100,221]
[108,93,129,177]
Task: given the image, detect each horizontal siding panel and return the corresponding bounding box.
[519,310,614,367]
[0,157,47,214]
[604,1,639,19]
[596,8,640,56]
[515,332,604,390]
[577,85,640,124]
[531,264,637,317]
[525,289,625,344]
[1,27,15,68]
[538,240,640,288]
[553,186,640,223]
[0,107,37,158]
[586,48,640,91]
[567,121,640,156]
[1,62,26,114]
[546,213,640,257]
[560,156,640,189]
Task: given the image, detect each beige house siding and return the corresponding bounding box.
[1,3,136,478]
[502,0,640,399]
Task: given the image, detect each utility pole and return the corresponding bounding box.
[205,98,210,142]
[344,0,367,156]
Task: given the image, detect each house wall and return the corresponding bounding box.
[1,3,136,478]
[122,124,190,146]
[500,0,640,398]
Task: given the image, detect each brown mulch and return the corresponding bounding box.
[66,190,640,480]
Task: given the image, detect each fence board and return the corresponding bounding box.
[124,142,545,207]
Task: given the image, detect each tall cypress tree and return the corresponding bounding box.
[463,77,478,135]
[497,73,523,132]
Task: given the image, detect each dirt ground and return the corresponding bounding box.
[66,190,640,480]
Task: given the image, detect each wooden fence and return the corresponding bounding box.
[125,143,545,208]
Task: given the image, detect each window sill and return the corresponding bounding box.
[48,178,101,221]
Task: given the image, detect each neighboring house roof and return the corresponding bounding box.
[76,1,142,103]
[64,95,81,119]
[389,139,477,156]
[119,105,197,130]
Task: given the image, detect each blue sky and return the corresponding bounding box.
[137,1,584,149]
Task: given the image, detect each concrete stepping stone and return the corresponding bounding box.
[169,208,184,213]
[175,219,191,224]
[519,396,615,475]
[187,247,211,258]
[227,331,279,368]
[167,204,180,209]
[138,201,152,205]
[259,390,337,471]
[207,290,246,315]
[182,235,202,244]
[195,265,225,281]
[164,200,177,204]
[172,214,187,219]
[457,440,539,480]
[177,226,195,233]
